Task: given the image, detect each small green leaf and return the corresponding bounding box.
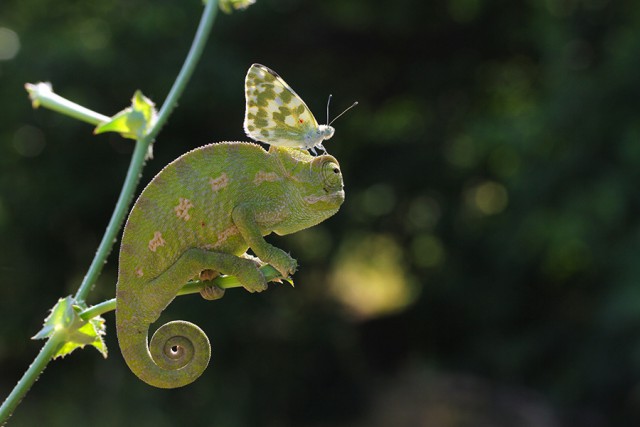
[272,277,294,287]
[33,296,107,359]
[218,0,256,14]
[94,90,157,140]
[282,277,294,287]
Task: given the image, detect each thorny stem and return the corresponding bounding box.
[0,1,220,424]
[0,334,66,426]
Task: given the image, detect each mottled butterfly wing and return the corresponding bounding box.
[244,64,325,150]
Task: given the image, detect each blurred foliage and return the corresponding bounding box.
[2,0,640,426]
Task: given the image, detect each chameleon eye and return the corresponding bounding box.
[321,160,343,192]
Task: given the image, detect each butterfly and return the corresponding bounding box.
[243,63,356,155]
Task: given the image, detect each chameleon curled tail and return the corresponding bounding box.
[116,301,211,389]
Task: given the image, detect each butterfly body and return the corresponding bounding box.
[244,63,334,154]
[303,124,334,154]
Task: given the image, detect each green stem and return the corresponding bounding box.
[73,137,149,303]
[0,332,65,424]
[0,2,220,424]
[146,0,219,143]
[74,0,219,303]
[24,82,110,125]
[78,265,285,321]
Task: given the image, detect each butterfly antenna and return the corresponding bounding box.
[329,101,359,126]
[326,94,333,125]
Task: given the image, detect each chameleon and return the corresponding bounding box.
[116,141,345,388]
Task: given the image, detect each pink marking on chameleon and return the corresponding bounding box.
[209,173,229,192]
[135,266,144,278]
[215,225,239,247]
[253,171,281,185]
[174,197,194,221]
[148,231,166,252]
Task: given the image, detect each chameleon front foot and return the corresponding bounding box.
[265,248,298,279]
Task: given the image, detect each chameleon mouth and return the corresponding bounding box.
[304,189,345,206]
[326,188,345,207]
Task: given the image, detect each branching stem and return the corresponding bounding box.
[74,0,219,303]
[0,1,219,424]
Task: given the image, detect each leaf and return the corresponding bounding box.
[282,277,295,287]
[33,296,108,359]
[267,275,295,288]
[217,0,256,14]
[94,90,157,140]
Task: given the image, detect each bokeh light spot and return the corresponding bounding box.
[359,183,396,217]
[411,233,445,268]
[542,238,591,280]
[445,134,477,169]
[0,27,20,60]
[372,97,429,143]
[405,196,442,231]
[330,233,418,320]
[466,181,508,215]
[287,226,332,261]
[13,126,46,158]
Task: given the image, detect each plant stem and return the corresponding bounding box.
[0,333,65,425]
[24,82,110,125]
[73,137,149,303]
[147,0,219,144]
[0,2,220,424]
[74,0,219,303]
[78,265,285,321]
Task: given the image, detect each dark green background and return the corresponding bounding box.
[2,0,640,426]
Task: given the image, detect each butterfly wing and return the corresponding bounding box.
[244,64,320,148]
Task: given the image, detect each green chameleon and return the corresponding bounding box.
[116,141,344,388]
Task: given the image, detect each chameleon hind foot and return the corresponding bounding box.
[200,284,225,300]
[199,269,225,300]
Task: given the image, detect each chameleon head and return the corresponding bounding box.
[310,154,345,206]
[271,147,345,235]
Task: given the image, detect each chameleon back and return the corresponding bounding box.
[118,141,273,284]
